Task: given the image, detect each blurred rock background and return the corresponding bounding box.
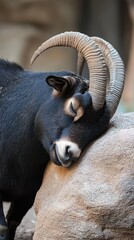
[0,0,133,111]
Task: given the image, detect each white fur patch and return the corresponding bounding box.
[55,139,81,165]
[64,98,84,122]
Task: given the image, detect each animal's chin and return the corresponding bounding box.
[50,144,72,168]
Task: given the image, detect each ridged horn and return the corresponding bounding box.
[30,31,107,110]
[77,37,125,118]
[77,52,85,76]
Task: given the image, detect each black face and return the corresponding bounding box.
[35,73,109,167]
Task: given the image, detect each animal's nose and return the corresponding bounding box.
[64,146,72,161]
[54,140,81,167]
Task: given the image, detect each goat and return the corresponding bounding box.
[0,32,124,240]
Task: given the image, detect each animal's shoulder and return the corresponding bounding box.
[0,59,24,89]
[0,59,24,72]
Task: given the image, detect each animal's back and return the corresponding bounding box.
[0,60,49,199]
[0,59,76,199]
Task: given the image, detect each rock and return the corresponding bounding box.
[3,204,36,240]
[33,113,134,240]
[14,208,36,240]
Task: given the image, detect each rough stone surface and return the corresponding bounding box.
[14,208,35,240]
[3,204,36,240]
[33,112,134,240]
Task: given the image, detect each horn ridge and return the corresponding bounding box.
[77,37,125,118]
[30,31,108,110]
[92,37,125,118]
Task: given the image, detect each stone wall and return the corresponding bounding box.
[0,0,80,71]
[33,113,134,240]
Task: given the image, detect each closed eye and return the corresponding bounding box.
[70,102,77,116]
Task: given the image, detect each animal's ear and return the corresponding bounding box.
[46,75,76,94]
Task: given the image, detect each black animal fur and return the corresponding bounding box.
[0,60,110,240]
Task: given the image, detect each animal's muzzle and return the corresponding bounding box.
[50,140,81,167]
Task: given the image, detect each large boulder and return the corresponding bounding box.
[33,113,134,240]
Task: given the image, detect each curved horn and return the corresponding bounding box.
[77,52,85,76]
[77,37,125,118]
[30,31,107,110]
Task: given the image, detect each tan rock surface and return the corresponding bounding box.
[33,113,134,240]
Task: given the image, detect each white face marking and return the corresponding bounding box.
[52,89,61,97]
[64,98,84,122]
[64,98,76,117]
[55,139,81,167]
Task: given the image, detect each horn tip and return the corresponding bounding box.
[30,59,33,65]
[30,55,36,65]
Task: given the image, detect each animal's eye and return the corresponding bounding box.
[64,96,84,122]
[69,101,77,116]
[64,98,77,118]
